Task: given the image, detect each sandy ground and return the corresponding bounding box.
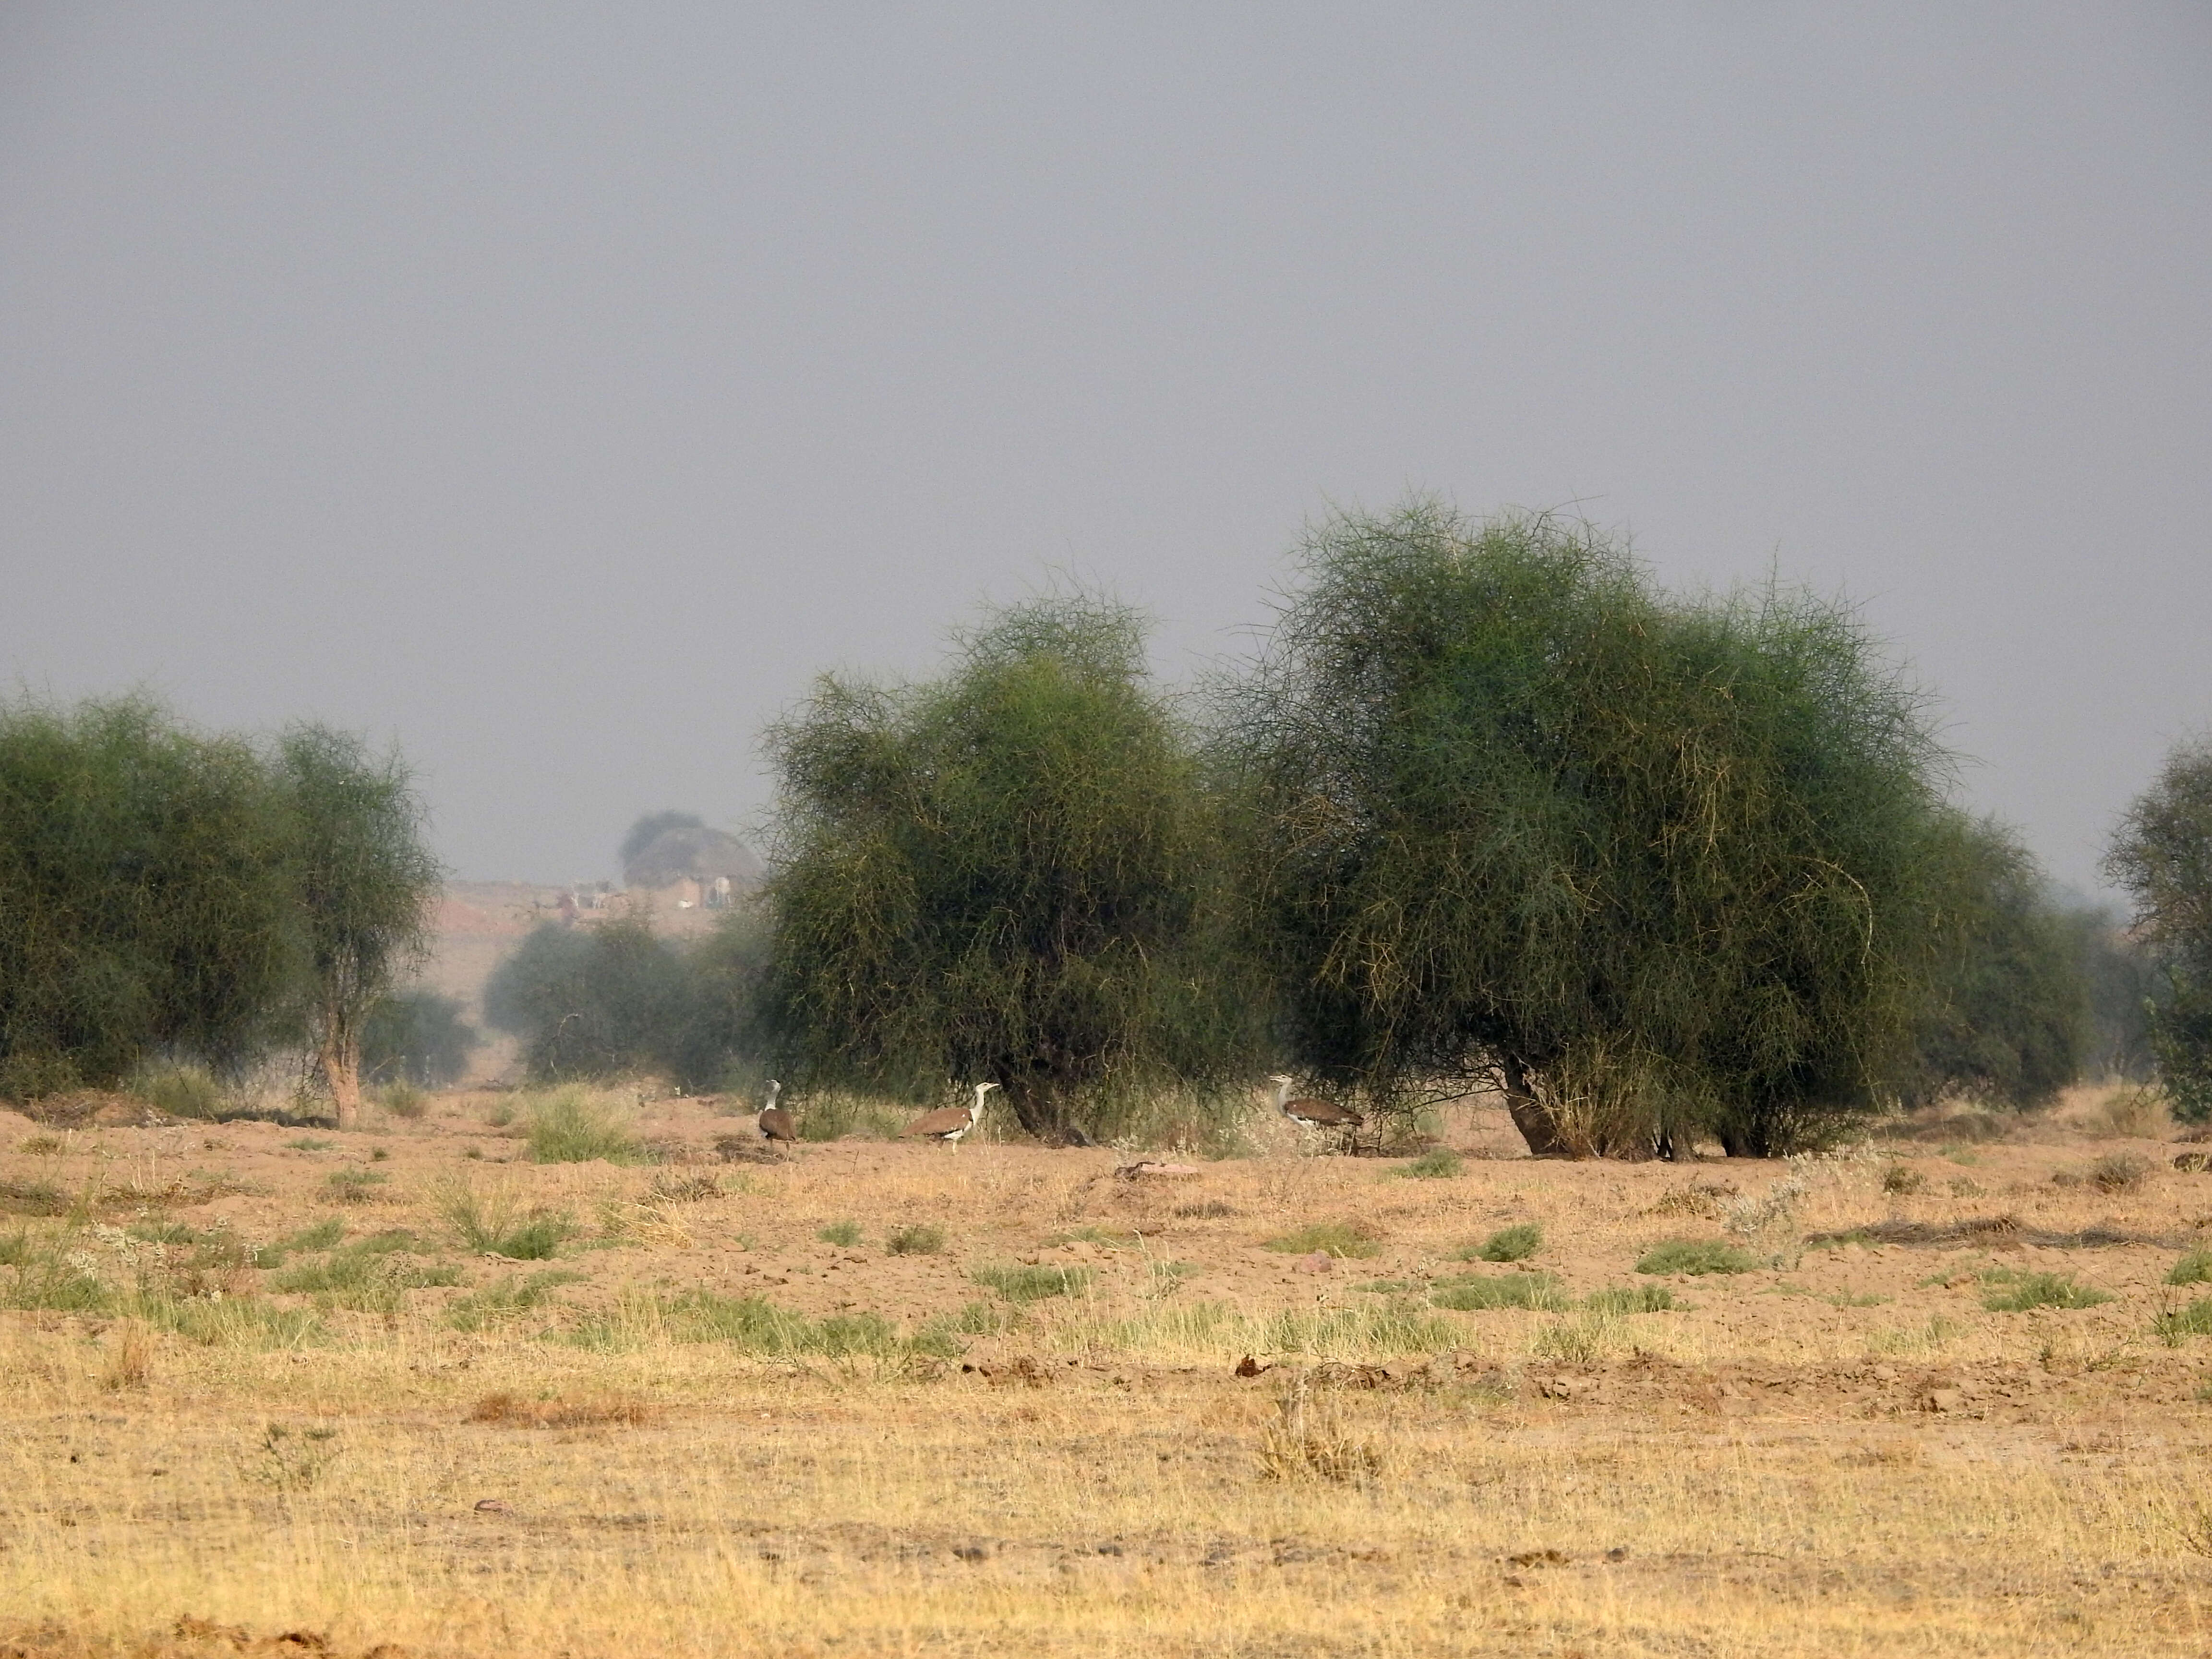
[1,1084,2209,1656]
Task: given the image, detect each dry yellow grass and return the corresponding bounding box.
[3,1084,2212,1656]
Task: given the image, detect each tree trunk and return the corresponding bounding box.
[1000,1079,1093,1147]
[1500,1055,1573,1159]
[322,1036,362,1131]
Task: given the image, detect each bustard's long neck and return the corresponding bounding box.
[1274,1078,1292,1111]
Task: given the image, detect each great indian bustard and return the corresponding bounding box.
[1270,1074,1362,1144]
[756,1079,798,1145]
[900,1082,998,1149]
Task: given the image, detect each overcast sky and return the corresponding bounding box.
[2,4,2206,892]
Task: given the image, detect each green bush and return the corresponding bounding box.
[2156,1298,2212,1343]
[1583,1284,1677,1314]
[324,1168,388,1204]
[1396,1151,1464,1179]
[886,1223,945,1256]
[816,1220,863,1247]
[1429,1272,1566,1312]
[2168,1250,2212,1287]
[524,1087,638,1165]
[1262,1221,1381,1259]
[131,1063,227,1121]
[970,1263,1093,1303]
[445,1270,583,1332]
[1981,1271,2113,1312]
[433,1178,572,1259]
[375,1081,428,1120]
[1464,1224,1543,1263]
[1635,1238,1759,1276]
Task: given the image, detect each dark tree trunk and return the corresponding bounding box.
[1500,1054,1573,1158]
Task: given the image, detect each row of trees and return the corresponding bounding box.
[0,697,439,1125]
[10,505,2204,1157]
[721,506,2186,1154]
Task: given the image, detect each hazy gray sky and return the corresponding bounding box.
[3,5,2206,891]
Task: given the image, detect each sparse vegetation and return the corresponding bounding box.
[970,1263,1094,1303]
[1429,1272,1566,1311]
[886,1223,946,1256]
[1980,1271,2114,1312]
[1395,1150,1464,1179]
[2088,1152,2151,1193]
[324,1167,388,1204]
[816,1220,863,1247]
[1584,1284,1678,1313]
[1262,1221,1381,1259]
[1636,1238,1759,1276]
[1464,1223,1542,1262]
[2168,1250,2212,1286]
[433,1178,572,1259]
[525,1087,639,1165]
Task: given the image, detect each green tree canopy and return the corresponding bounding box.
[1898,814,2086,1110]
[484,914,754,1090]
[0,696,300,1097]
[761,594,1257,1143]
[1225,503,1954,1157]
[2106,736,2212,1119]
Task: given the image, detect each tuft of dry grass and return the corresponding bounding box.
[466,1390,658,1429]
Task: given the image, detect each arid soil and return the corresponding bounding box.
[2,1085,2209,1657]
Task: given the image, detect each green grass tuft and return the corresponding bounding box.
[1463,1223,1543,1263]
[1980,1271,2114,1312]
[970,1263,1093,1302]
[1396,1151,1464,1179]
[524,1087,639,1165]
[886,1223,946,1256]
[2159,1299,2212,1344]
[1429,1272,1567,1312]
[1262,1221,1381,1259]
[1636,1238,1758,1276]
[816,1220,863,1247]
[445,1270,584,1333]
[1583,1284,1677,1314]
[2169,1250,2212,1287]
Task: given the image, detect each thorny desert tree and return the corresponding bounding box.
[2107,736,2212,1121]
[1224,502,1957,1158]
[761,594,1258,1143]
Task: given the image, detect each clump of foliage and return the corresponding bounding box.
[1980,1271,2113,1312]
[2107,738,2212,1120]
[1429,1272,1566,1311]
[1464,1223,1543,1263]
[484,910,767,1092]
[2156,1298,2212,1343]
[324,1168,387,1204]
[0,697,301,1098]
[760,593,1263,1145]
[886,1223,947,1256]
[523,1087,638,1165]
[432,1178,573,1258]
[1882,1164,1925,1196]
[361,990,479,1089]
[130,1063,228,1121]
[1262,1221,1382,1259]
[2167,1250,2212,1287]
[816,1220,863,1247]
[2088,1151,2152,1193]
[1396,1150,1464,1179]
[445,1271,583,1332]
[1584,1284,1677,1313]
[1222,503,1961,1158]
[969,1263,1093,1302]
[274,725,443,1127]
[1896,815,2088,1111]
[1635,1238,1759,1276]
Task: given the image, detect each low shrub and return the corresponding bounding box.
[0,1178,71,1218]
[1981,1271,2114,1312]
[2156,1298,2212,1343]
[1635,1238,1759,1276]
[130,1063,226,1121]
[1463,1224,1542,1263]
[468,1391,656,1429]
[1583,1284,1677,1314]
[1429,1272,1566,1312]
[526,1087,639,1164]
[377,1081,428,1120]
[817,1220,863,1247]
[1262,1221,1381,1259]
[2089,1152,2152,1194]
[970,1263,1093,1303]
[794,1093,909,1142]
[325,1168,388,1204]
[432,1178,572,1259]
[1396,1151,1464,1180]
[2169,1250,2212,1287]
[445,1270,584,1332]
[1882,1165,1924,1196]
[887,1223,946,1256]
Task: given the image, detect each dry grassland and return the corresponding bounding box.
[3,1085,2212,1657]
